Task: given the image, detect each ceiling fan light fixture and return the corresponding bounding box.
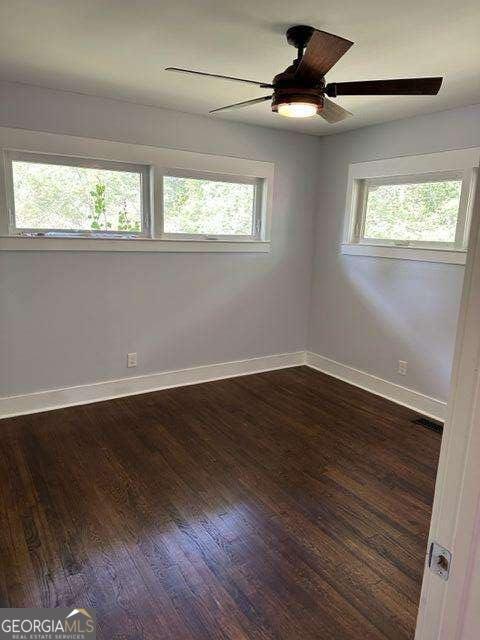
[277,101,318,118]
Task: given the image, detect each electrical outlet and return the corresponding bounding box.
[398,360,408,375]
[127,352,137,368]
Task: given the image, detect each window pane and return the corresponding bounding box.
[163,175,256,235]
[12,160,143,233]
[364,179,462,242]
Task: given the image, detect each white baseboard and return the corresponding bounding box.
[1,349,447,422]
[306,351,446,421]
[0,351,307,419]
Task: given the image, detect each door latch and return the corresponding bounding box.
[428,541,451,581]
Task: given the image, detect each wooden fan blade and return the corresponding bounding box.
[165,67,273,88]
[326,77,443,96]
[319,98,352,124]
[210,95,272,114]
[295,30,353,83]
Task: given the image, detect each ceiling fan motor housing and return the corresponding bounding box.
[271,68,325,113]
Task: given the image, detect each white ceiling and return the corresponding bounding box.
[0,0,479,136]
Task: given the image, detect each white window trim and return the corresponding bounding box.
[342,148,480,264]
[0,126,274,253]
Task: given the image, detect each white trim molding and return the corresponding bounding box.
[306,351,446,421]
[341,243,467,264]
[0,351,306,419]
[1,350,448,421]
[0,236,270,253]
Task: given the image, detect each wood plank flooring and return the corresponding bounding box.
[0,367,441,640]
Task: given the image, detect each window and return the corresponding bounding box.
[0,127,274,252]
[360,172,465,247]
[342,150,480,264]
[6,151,150,237]
[162,171,261,240]
[0,127,274,253]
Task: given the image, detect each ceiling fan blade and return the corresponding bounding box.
[210,95,272,114]
[319,98,352,124]
[165,67,273,88]
[295,29,353,83]
[326,77,443,96]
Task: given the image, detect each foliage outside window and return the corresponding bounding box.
[350,170,471,251]
[8,157,262,240]
[9,155,147,235]
[363,178,462,244]
[163,174,259,238]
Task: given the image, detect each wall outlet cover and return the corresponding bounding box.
[398,360,408,375]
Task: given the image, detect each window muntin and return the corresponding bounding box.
[162,171,262,239]
[353,171,472,250]
[7,152,150,237]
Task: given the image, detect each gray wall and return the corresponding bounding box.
[1,80,478,403]
[0,82,319,396]
[308,104,480,402]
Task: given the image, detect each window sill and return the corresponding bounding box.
[341,243,467,265]
[0,236,271,253]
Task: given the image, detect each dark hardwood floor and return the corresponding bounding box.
[0,367,441,640]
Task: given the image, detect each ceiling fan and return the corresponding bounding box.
[165,25,443,123]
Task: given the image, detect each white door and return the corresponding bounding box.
[415,166,480,640]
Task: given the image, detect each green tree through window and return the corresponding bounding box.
[12,161,142,233]
[163,175,255,235]
[364,179,462,243]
